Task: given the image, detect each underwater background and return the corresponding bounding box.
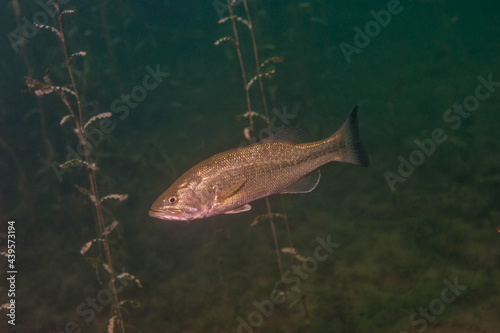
[0,0,499,332]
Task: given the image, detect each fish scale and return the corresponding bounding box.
[149,106,369,221]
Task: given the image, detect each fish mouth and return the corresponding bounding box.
[148,208,193,221]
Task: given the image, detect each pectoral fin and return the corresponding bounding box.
[215,177,247,202]
[281,170,321,194]
[224,204,252,214]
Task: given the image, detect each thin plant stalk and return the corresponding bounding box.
[241,0,295,269]
[49,3,125,332]
[226,0,255,137]
[242,0,270,122]
[226,0,284,277]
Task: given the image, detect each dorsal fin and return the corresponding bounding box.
[281,170,321,194]
[261,126,307,143]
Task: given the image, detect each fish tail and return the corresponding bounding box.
[330,106,369,167]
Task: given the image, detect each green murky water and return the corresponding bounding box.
[1,0,499,332]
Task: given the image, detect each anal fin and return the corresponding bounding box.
[281,170,321,194]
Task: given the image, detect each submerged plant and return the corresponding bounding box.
[216,0,301,273]
[216,0,310,301]
[25,2,140,332]
[214,2,318,329]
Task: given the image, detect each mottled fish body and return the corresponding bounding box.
[149,107,368,221]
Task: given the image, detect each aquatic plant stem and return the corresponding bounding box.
[226,0,284,277]
[53,3,125,332]
[266,196,283,276]
[242,0,270,122]
[227,0,254,138]
[241,0,288,277]
[280,195,294,264]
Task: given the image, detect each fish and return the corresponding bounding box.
[149,106,369,221]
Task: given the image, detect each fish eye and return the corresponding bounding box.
[167,195,178,205]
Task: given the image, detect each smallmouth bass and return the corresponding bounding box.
[149,107,368,221]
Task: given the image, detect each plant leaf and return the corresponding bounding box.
[34,23,63,41]
[119,299,141,308]
[100,194,128,203]
[214,37,235,46]
[69,50,87,64]
[60,115,73,126]
[60,9,75,18]
[80,238,103,255]
[102,263,113,275]
[83,112,112,131]
[117,272,143,288]
[102,220,119,237]
[107,315,117,333]
[25,77,54,96]
[260,56,284,70]
[250,213,284,227]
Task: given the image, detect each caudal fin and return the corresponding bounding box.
[331,106,369,167]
